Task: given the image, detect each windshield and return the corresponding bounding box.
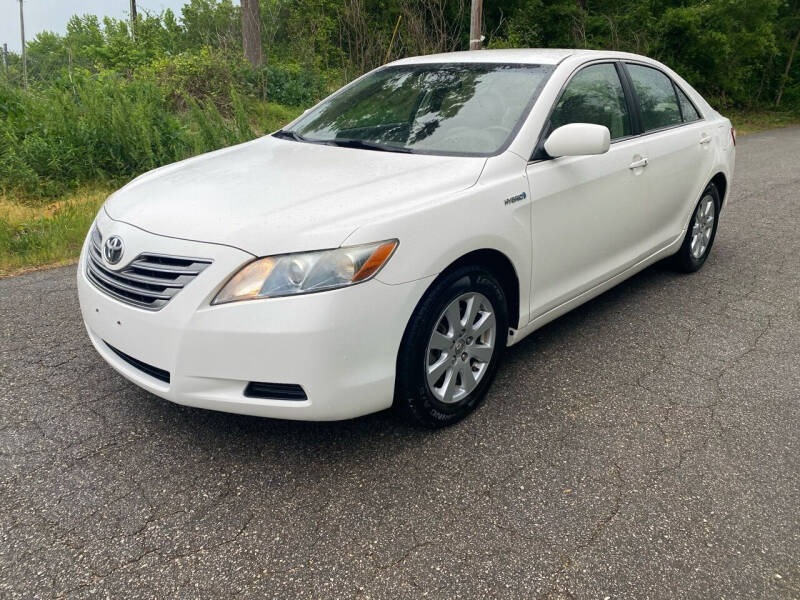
[279,63,553,156]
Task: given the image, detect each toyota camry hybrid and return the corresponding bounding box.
[78,49,735,427]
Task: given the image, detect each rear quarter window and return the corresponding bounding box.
[675,86,701,122]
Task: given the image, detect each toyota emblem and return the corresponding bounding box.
[103,235,124,265]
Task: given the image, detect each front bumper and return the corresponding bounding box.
[78,211,433,420]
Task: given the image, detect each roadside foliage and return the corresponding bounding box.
[0,0,798,273]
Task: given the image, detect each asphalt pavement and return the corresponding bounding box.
[1,128,799,599]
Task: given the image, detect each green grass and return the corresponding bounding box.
[727,109,800,136]
[0,185,111,276]
[249,101,303,134]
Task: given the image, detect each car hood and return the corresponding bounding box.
[104,136,486,257]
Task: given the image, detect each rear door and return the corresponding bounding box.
[622,62,716,249]
[526,62,650,319]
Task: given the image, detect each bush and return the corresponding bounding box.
[262,63,327,107]
[138,47,251,114]
[0,75,187,197]
[138,49,327,113]
[0,74,256,199]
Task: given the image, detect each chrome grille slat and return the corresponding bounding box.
[86,269,167,310]
[128,260,204,276]
[86,258,175,299]
[86,226,212,311]
[137,252,202,265]
[89,255,189,288]
[90,227,102,251]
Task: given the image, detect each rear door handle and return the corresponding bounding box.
[629,157,648,169]
[700,133,712,145]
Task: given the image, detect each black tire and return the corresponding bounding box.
[394,265,508,428]
[670,182,721,273]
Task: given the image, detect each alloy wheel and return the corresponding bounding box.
[425,292,497,404]
[690,194,716,259]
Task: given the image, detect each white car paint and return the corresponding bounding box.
[543,123,611,157]
[106,137,486,257]
[78,48,735,420]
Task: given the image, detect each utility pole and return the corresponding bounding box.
[129,0,137,40]
[2,43,8,76]
[469,0,483,50]
[19,0,27,88]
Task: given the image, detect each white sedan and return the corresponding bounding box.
[78,49,735,427]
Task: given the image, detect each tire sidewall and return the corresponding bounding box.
[396,266,508,428]
[678,182,721,272]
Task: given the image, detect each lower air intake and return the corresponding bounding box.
[105,342,171,384]
[244,382,307,400]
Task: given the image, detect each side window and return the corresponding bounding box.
[675,86,701,122]
[626,64,682,131]
[549,63,632,140]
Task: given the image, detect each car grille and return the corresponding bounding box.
[86,226,211,311]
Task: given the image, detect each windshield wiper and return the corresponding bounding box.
[274,131,412,154]
[273,129,306,142]
[323,139,413,153]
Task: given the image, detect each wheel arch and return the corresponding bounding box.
[422,248,521,331]
[709,171,728,209]
[393,247,520,415]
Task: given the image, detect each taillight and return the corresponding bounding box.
[730,127,736,147]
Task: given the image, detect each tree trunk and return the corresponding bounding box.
[776,26,800,106]
[241,0,263,67]
[572,0,587,47]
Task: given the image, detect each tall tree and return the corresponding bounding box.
[776,2,800,106]
[241,0,263,66]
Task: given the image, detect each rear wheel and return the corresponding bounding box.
[395,265,508,428]
[671,182,720,272]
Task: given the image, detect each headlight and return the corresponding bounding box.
[212,240,398,305]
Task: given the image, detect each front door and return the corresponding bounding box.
[526,62,649,319]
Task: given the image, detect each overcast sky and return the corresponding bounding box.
[1,1,239,53]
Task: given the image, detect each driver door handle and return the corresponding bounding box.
[629,157,648,169]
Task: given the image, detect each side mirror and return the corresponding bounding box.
[544,123,611,158]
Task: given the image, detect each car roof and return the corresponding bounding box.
[389,48,650,66]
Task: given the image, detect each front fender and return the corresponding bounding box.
[343,152,533,324]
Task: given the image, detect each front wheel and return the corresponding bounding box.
[671,182,721,272]
[395,265,508,428]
